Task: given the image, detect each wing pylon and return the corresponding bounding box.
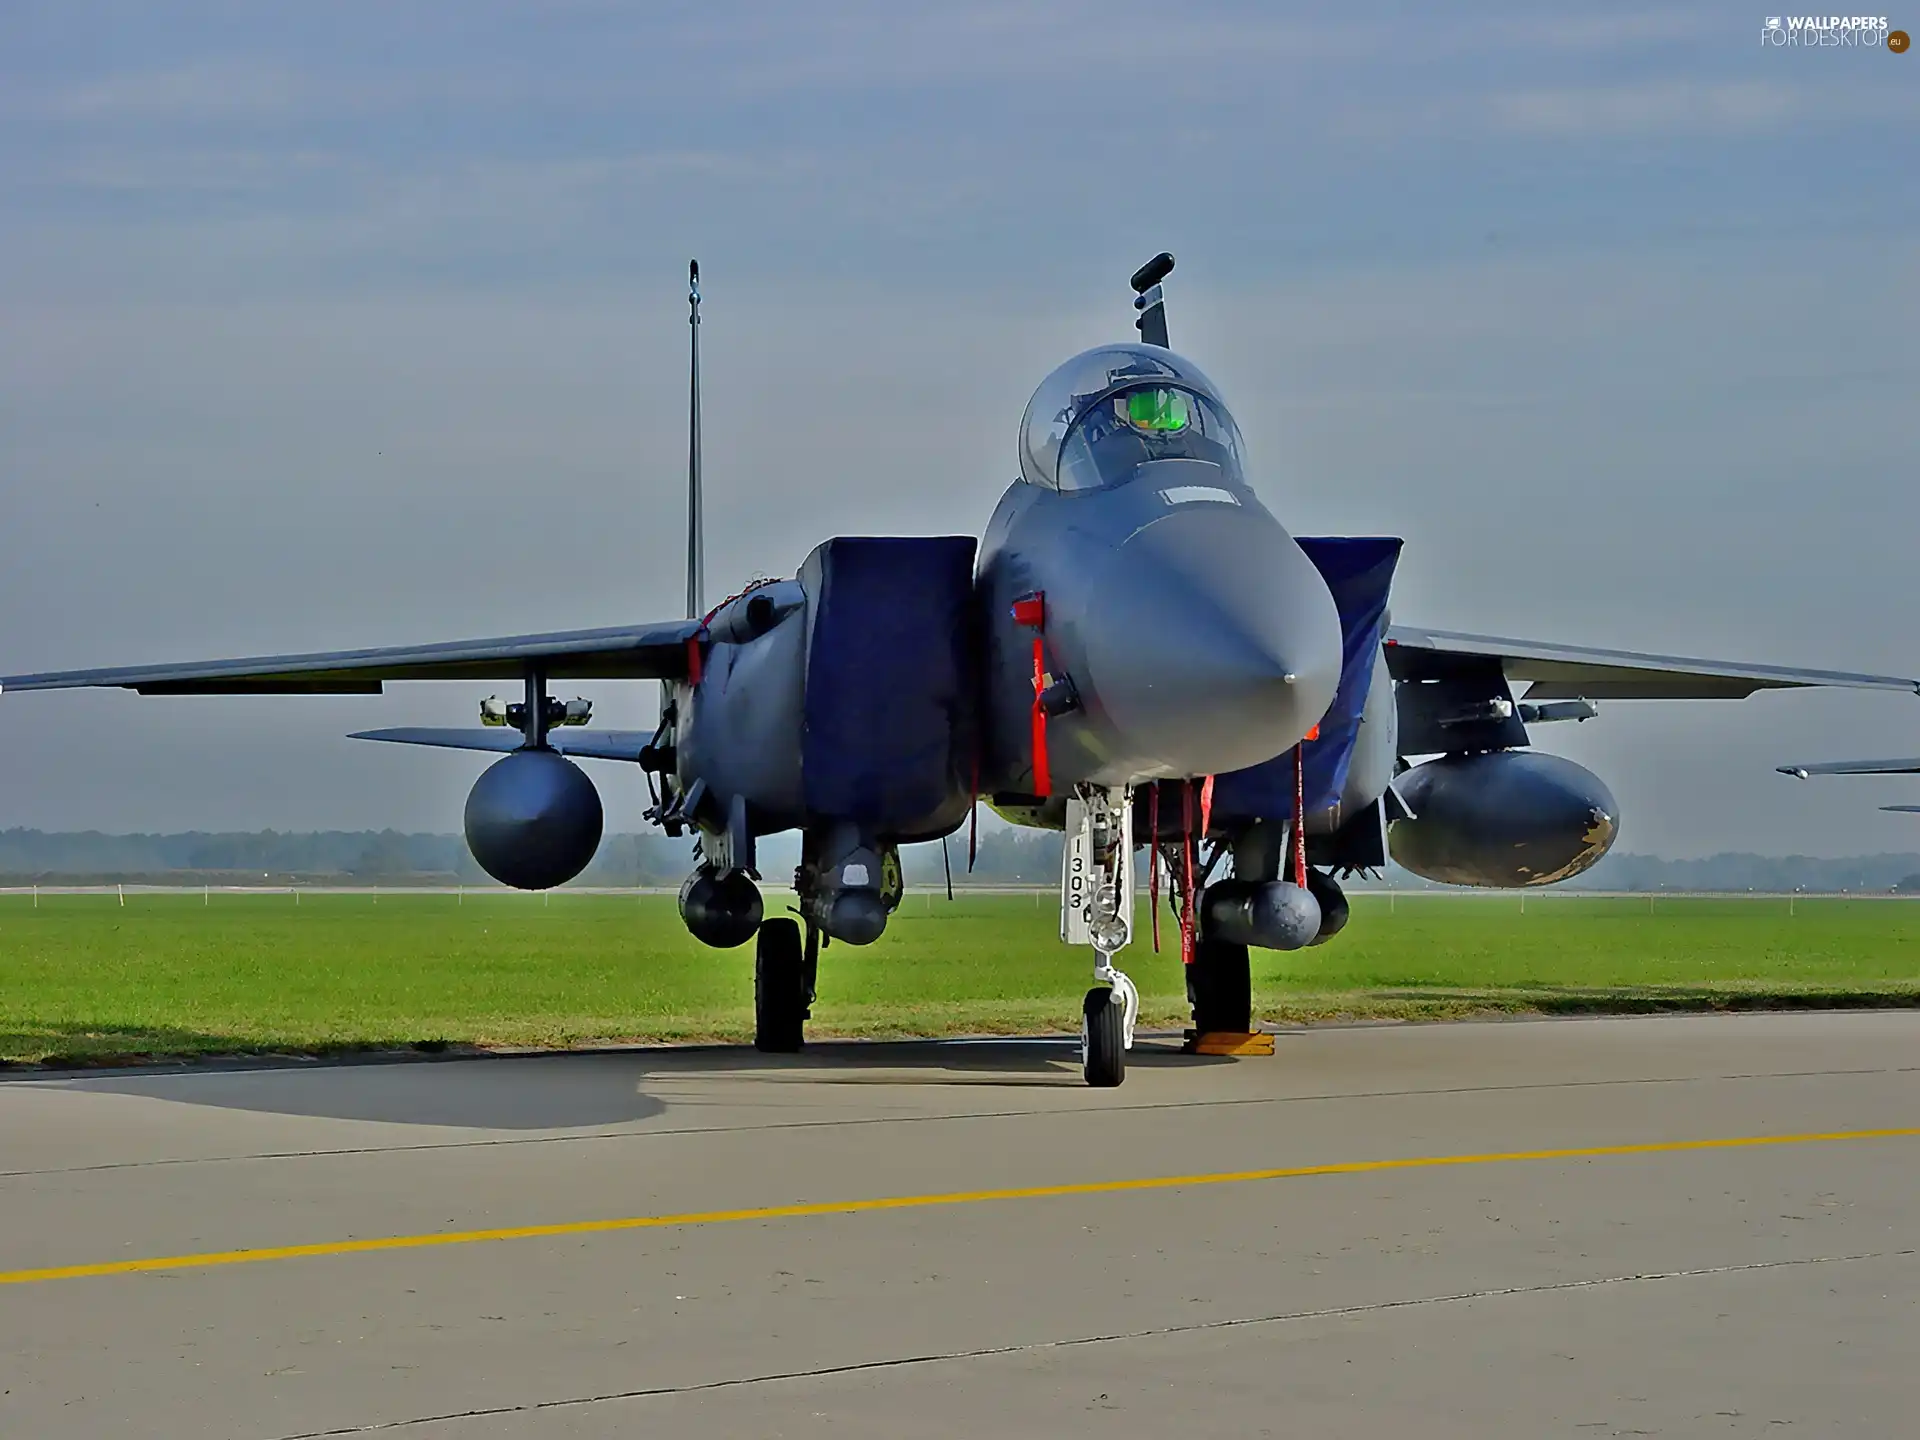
[349,727,654,762]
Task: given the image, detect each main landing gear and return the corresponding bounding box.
[1063,786,1139,1087]
[1187,937,1253,1036]
[754,917,817,1053]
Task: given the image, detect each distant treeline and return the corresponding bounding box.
[0,828,1916,893]
[0,828,666,886]
[0,826,1060,888]
[1574,850,1920,895]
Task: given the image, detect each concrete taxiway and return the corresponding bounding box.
[2,1011,1917,1437]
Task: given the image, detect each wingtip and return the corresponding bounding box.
[1777,766,1811,779]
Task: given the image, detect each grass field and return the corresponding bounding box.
[3,891,1919,1065]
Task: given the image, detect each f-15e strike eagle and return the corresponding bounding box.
[7,254,1916,1086]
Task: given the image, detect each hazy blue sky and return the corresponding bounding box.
[3,2,1916,855]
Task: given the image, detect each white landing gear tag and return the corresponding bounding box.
[1061,789,1134,950]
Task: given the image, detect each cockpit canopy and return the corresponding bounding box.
[1017,344,1246,494]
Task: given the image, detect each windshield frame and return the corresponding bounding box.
[1050,379,1246,495]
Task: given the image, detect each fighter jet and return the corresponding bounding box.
[1777,756,1920,813]
[7,255,1917,1087]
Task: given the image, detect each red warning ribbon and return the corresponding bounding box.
[1292,743,1308,887]
[1012,592,1050,797]
[1030,637,1051,797]
[1148,783,1161,954]
[1180,781,1197,966]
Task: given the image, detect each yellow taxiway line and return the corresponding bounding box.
[4,1125,1916,1288]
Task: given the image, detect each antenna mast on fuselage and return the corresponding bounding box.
[686,259,705,621]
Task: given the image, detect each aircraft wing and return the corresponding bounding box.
[1775,757,1920,778]
[0,620,701,696]
[350,727,653,762]
[1383,626,1920,701]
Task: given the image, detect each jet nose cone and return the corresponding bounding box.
[1081,503,1343,779]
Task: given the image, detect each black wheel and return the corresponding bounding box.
[1082,986,1125,1087]
[755,918,807,1053]
[1189,937,1252,1034]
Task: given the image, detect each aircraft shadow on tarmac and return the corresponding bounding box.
[7,1036,1228,1130]
[644,1036,1232,1090]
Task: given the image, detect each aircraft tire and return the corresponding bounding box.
[1082,987,1126,1087]
[754,918,807,1053]
[1189,938,1252,1034]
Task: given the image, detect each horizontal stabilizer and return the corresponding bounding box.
[1,620,701,696]
[349,728,653,762]
[1386,626,1920,700]
[1777,757,1920,778]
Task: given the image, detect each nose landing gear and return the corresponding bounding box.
[1064,786,1138,1087]
[1081,950,1139,1087]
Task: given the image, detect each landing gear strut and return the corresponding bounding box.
[1064,786,1138,1087]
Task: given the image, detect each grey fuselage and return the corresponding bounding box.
[974,459,1343,797]
[671,460,1350,850]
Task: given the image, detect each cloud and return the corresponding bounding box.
[52,61,302,120]
[1487,80,1800,136]
[1488,11,1718,52]
[1479,76,1920,137]
[46,147,358,196]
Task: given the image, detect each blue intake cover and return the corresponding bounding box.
[800,536,980,825]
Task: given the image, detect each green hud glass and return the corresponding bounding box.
[1121,388,1190,434]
